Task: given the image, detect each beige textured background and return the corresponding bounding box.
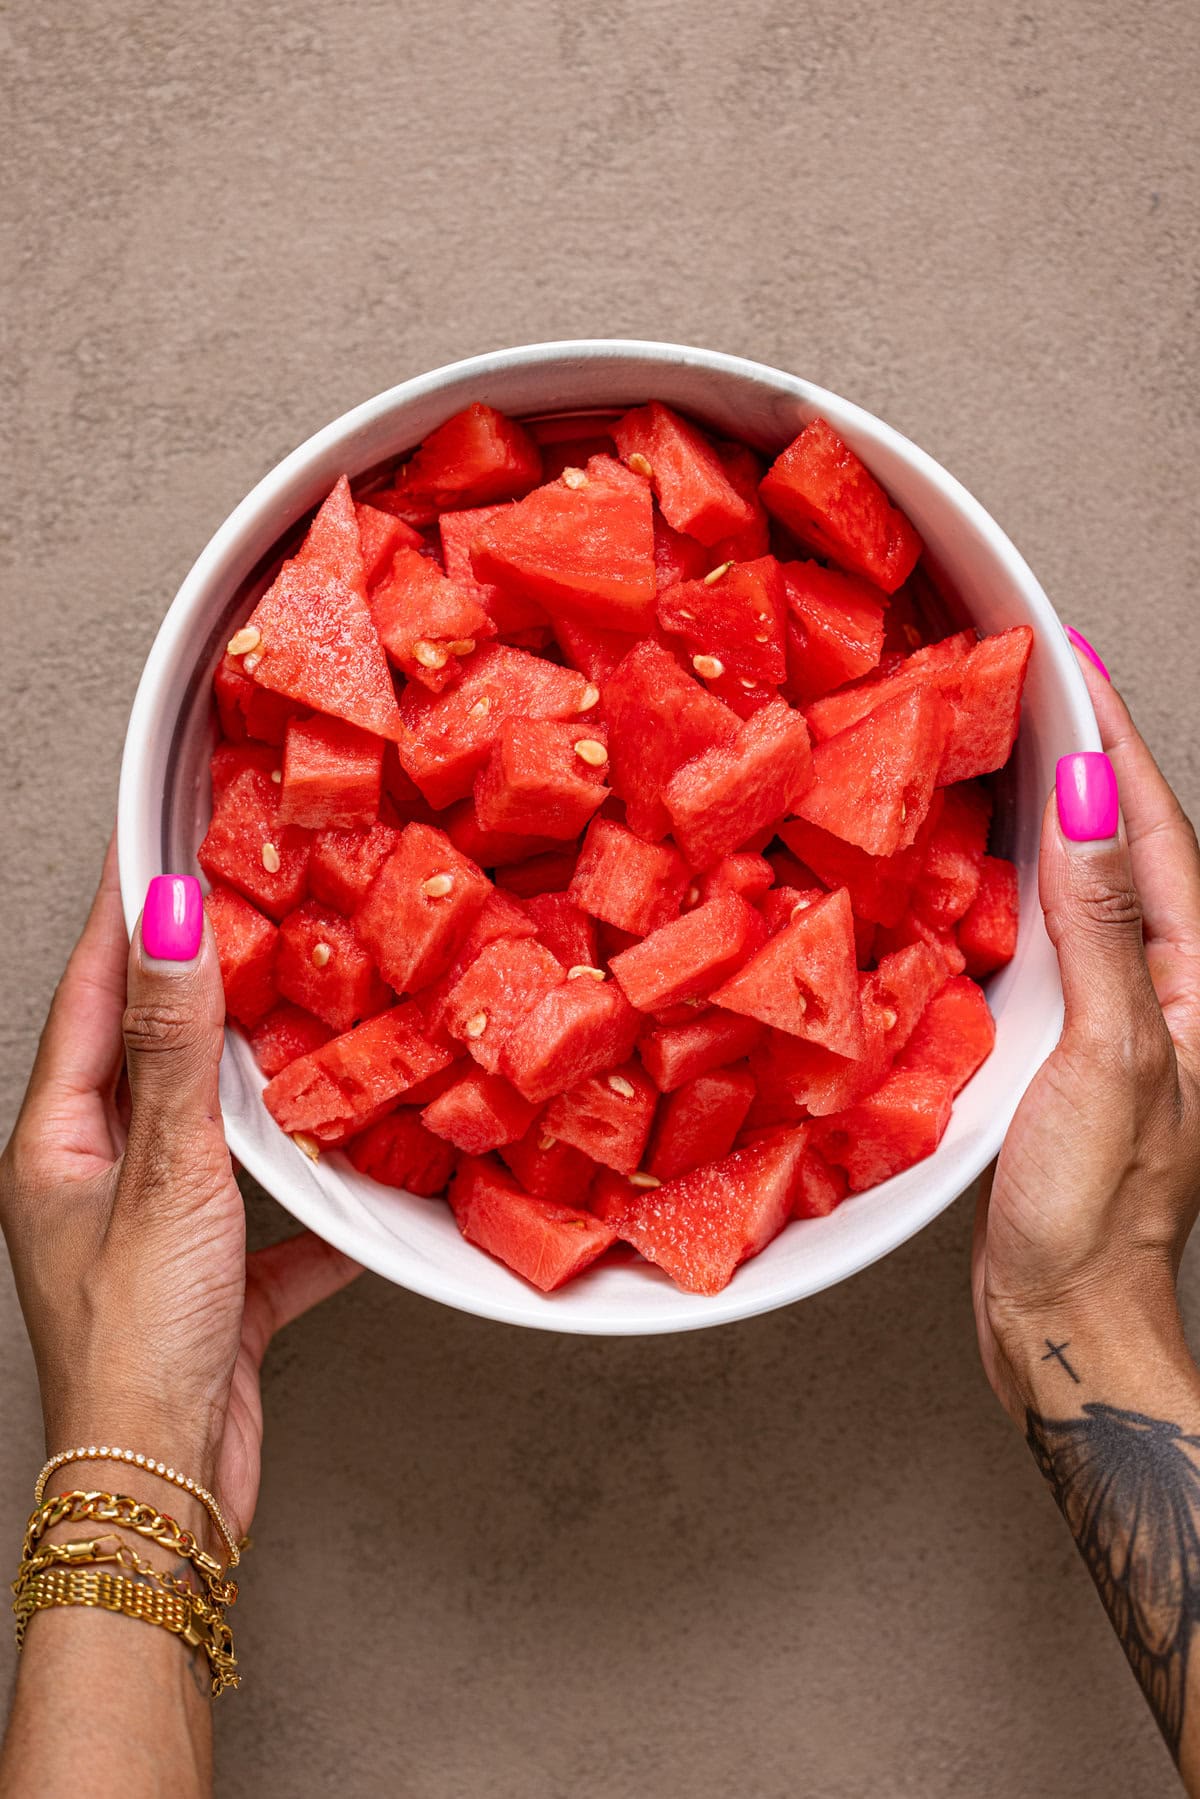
[3,1,1199,1793]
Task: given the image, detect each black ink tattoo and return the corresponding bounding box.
[1027,1403,1200,1764]
[1041,1339,1081,1383]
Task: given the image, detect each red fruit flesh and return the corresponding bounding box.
[646,1064,756,1182]
[600,639,738,840]
[500,978,641,1105]
[665,697,812,869]
[759,418,922,594]
[569,816,690,937]
[499,1128,599,1207]
[370,546,493,692]
[474,719,609,841]
[638,1009,765,1093]
[387,403,543,515]
[247,1003,333,1078]
[610,891,767,1014]
[658,556,788,685]
[279,714,384,831]
[307,820,402,915]
[613,401,755,547]
[898,975,996,1093]
[543,1060,659,1174]
[814,1069,954,1192]
[804,630,975,744]
[712,886,865,1057]
[263,1003,454,1146]
[354,822,492,994]
[472,477,657,632]
[444,936,566,1073]
[204,884,279,1026]
[781,560,886,704]
[345,1110,458,1196]
[957,855,1019,977]
[791,686,949,858]
[355,502,422,590]
[524,892,598,970]
[449,1157,617,1291]
[276,901,392,1033]
[438,502,549,635]
[421,1067,540,1155]
[197,765,310,921]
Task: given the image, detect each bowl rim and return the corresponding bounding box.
[118,337,1099,1334]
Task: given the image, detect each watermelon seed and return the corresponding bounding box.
[463,1012,488,1039]
[447,638,476,656]
[607,1073,636,1099]
[261,842,281,874]
[561,467,588,489]
[422,873,455,898]
[227,625,262,657]
[563,1218,587,1228]
[414,639,449,670]
[790,897,814,917]
[575,683,601,713]
[292,1132,321,1162]
[271,769,282,783]
[686,886,700,907]
[243,652,263,674]
[880,1007,898,1030]
[469,695,492,719]
[739,678,757,691]
[567,964,606,982]
[703,562,733,586]
[310,942,332,968]
[573,739,608,767]
[629,1171,661,1189]
[754,632,770,644]
[692,654,725,680]
[627,452,654,479]
[537,1134,557,1151]
[676,608,695,622]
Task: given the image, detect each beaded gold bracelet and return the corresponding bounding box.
[35,1447,239,1566]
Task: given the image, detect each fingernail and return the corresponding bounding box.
[142,875,204,961]
[1066,626,1110,682]
[1056,753,1119,843]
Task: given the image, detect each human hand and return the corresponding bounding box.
[973,640,1200,1421]
[0,840,361,1548]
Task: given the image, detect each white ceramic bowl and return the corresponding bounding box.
[118,339,1098,1335]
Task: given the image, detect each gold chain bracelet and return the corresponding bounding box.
[34,1447,239,1566]
[13,1566,238,1695]
[25,1492,229,1586]
[15,1532,238,1609]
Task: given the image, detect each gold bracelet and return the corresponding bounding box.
[13,1565,239,1695]
[25,1492,230,1586]
[35,1447,239,1566]
[14,1532,238,1609]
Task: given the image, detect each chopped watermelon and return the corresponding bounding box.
[804,630,975,744]
[610,891,766,1014]
[438,502,549,635]
[450,1156,618,1291]
[213,651,303,746]
[875,906,967,978]
[307,819,402,915]
[665,697,813,868]
[471,475,656,632]
[524,891,598,970]
[552,615,639,683]
[778,813,929,929]
[781,561,886,704]
[210,741,280,800]
[638,1009,764,1092]
[247,1002,333,1078]
[790,1144,848,1219]
[613,401,755,546]
[382,403,542,520]
[276,901,392,1033]
[279,714,383,831]
[936,626,1033,783]
[355,502,423,589]
[814,1069,954,1191]
[898,975,996,1092]
[613,1128,809,1295]
[792,686,949,857]
[499,1126,599,1207]
[263,1002,454,1147]
[354,822,492,994]
[441,799,560,870]
[712,886,864,1057]
[911,782,992,927]
[957,855,1019,977]
[657,556,788,685]
[759,418,922,593]
[421,1066,540,1155]
[370,546,494,692]
[204,884,279,1026]
[417,889,539,1040]
[542,1059,659,1174]
[697,853,775,905]
[474,719,609,841]
[709,440,772,562]
[494,849,581,899]
[569,816,690,937]
[653,512,712,590]
[646,1063,756,1182]
[601,639,738,840]
[198,765,310,921]
[444,936,566,1072]
[345,1109,458,1196]
[500,977,641,1105]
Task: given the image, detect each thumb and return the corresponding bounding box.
[1040,752,1164,1047]
[123,875,226,1141]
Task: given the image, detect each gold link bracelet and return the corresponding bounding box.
[34,1447,240,1566]
[24,1491,228,1586]
[13,1566,239,1695]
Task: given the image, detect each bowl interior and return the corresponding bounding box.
[119,341,1098,1334]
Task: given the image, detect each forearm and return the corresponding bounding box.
[1001,1292,1200,1789]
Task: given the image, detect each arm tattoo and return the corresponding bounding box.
[1027,1403,1200,1764]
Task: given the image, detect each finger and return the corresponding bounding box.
[1071,647,1200,1031]
[28,834,127,1103]
[241,1230,363,1370]
[122,874,226,1146]
[1039,755,1170,1060]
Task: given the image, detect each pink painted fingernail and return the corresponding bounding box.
[142,875,204,961]
[1056,753,1119,843]
[1066,626,1110,682]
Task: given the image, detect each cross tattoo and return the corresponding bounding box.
[1041,1339,1081,1383]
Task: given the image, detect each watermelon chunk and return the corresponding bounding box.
[781,561,886,704]
[471,476,656,632]
[307,819,402,915]
[936,626,1033,783]
[276,901,392,1033]
[613,401,755,546]
[494,849,581,899]
[500,978,641,1105]
[354,822,492,994]
[552,615,640,683]
[345,1109,458,1196]
[778,813,929,929]
[601,640,738,840]
[613,1128,809,1295]
[711,886,864,1057]
[804,630,975,745]
[790,1144,848,1219]
[957,855,1019,978]
[709,440,772,562]
[875,906,968,978]
[792,686,949,858]
[499,1126,599,1207]
[569,816,690,937]
[381,404,542,521]
[355,502,423,590]
[247,1002,333,1078]
[397,642,593,809]
[814,1069,954,1191]
[203,884,279,1027]
[898,975,996,1092]
[911,782,992,927]
[646,1064,756,1182]
[370,547,493,692]
[263,1003,454,1147]
[542,1060,658,1175]
[438,503,549,636]
[198,765,310,921]
[665,697,813,869]
[449,1157,618,1292]
[444,936,566,1072]
[524,891,598,971]
[210,741,280,800]
[759,418,922,593]
[698,853,775,905]
[213,650,304,746]
[657,556,788,685]
[609,891,766,1014]
[441,799,560,870]
[279,714,383,831]
[653,513,712,590]
[638,1009,764,1092]
[417,889,539,1040]
[474,719,609,841]
[421,1067,540,1155]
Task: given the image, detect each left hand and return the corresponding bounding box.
[0,837,361,1547]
